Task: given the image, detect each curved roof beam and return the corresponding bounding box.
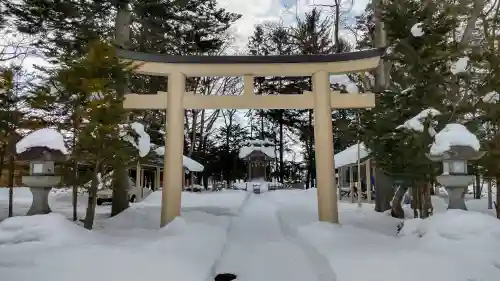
[116,48,385,77]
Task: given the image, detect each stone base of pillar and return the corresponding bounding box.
[446,187,467,210]
[27,187,53,215]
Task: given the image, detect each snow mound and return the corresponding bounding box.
[430,123,480,155]
[16,128,68,154]
[0,213,94,246]
[400,210,500,240]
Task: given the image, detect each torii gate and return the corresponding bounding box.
[118,48,384,226]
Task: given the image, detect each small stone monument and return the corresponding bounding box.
[16,128,67,215]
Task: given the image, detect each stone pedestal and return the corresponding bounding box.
[446,187,467,210]
[22,175,62,216]
[27,187,53,215]
[436,174,473,211]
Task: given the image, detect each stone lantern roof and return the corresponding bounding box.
[17,147,67,162]
[426,145,485,162]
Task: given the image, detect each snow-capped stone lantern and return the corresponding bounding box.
[426,124,484,210]
[239,139,276,182]
[16,129,68,215]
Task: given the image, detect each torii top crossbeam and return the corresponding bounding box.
[116,48,384,77]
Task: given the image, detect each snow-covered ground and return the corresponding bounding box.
[1,187,499,281]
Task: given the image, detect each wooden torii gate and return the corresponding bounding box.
[118,48,384,226]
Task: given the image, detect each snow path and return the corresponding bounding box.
[213,194,329,281]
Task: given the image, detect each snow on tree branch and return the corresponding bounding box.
[410,23,424,37]
[396,108,441,135]
[450,56,469,74]
[119,122,151,157]
[482,91,499,103]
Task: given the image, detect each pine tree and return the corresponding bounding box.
[360,0,484,216]
[40,40,138,228]
[0,66,35,217]
[290,8,335,188]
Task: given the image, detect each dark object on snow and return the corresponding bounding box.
[214,273,237,281]
[396,221,404,235]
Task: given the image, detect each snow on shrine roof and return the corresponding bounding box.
[429,123,480,156]
[239,146,276,159]
[16,128,68,155]
[154,147,204,172]
[238,139,276,159]
[334,143,370,169]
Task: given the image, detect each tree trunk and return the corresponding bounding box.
[372,0,393,212]
[0,147,6,180]
[306,110,314,189]
[334,0,341,53]
[111,164,130,216]
[390,185,408,219]
[421,181,433,218]
[84,163,100,230]
[374,169,393,212]
[72,161,78,221]
[111,0,132,216]
[474,169,481,199]
[7,153,15,217]
[496,174,500,219]
[71,112,80,221]
[487,178,493,209]
[279,110,284,183]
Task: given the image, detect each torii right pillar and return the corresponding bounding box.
[313,70,338,223]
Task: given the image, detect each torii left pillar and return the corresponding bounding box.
[161,72,185,226]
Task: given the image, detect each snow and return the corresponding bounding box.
[410,22,424,37]
[396,108,441,132]
[345,82,359,94]
[430,123,480,155]
[334,143,370,168]
[15,128,68,155]
[154,147,204,172]
[96,173,104,190]
[1,187,499,281]
[130,122,151,157]
[451,56,469,75]
[122,122,151,157]
[239,139,276,159]
[232,180,283,192]
[0,213,96,246]
[483,91,499,103]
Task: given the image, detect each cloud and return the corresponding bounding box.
[217,0,370,51]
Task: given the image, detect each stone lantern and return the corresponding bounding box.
[17,147,66,215]
[426,145,485,210]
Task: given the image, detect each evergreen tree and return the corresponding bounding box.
[290,8,335,188]
[359,0,483,215]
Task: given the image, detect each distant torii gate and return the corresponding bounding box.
[118,48,384,226]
